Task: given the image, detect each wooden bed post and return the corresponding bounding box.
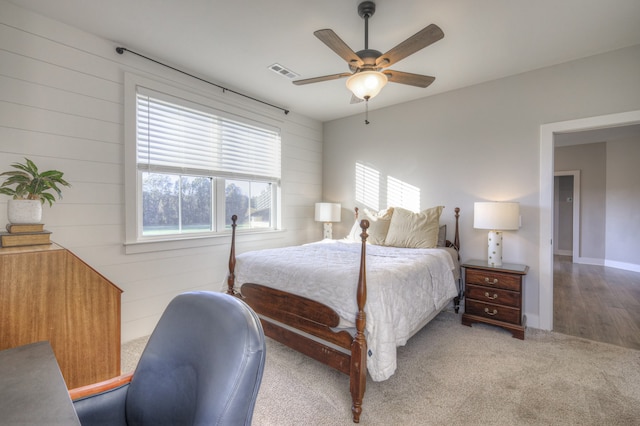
[350,218,369,423]
[454,207,460,252]
[226,215,238,296]
[452,207,462,313]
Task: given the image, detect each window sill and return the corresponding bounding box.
[124,229,286,254]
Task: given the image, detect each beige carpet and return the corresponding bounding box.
[122,310,640,425]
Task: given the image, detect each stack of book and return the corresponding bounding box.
[0,223,52,248]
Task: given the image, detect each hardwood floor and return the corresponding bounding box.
[554,255,640,350]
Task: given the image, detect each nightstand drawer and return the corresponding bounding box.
[465,299,521,324]
[466,269,521,291]
[465,284,521,308]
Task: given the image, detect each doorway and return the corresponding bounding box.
[553,171,580,260]
[539,110,640,331]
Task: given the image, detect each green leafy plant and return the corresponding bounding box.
[0,158,71,206]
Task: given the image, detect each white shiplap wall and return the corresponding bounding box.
[0,1,323,342]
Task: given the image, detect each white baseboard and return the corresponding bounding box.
[574,256,640,273]
[525,313,540,330]
[575,256,605,266]
[605,260,640,273]
[554,249,572,256]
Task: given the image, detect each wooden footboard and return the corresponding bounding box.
[241,283,353,373]
[226,214,370,423]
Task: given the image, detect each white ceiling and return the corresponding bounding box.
[8,0,640,122]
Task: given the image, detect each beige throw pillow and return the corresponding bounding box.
[362,207,394,245]
[384,206,444,248]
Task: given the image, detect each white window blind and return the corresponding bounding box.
[136,89,281,181]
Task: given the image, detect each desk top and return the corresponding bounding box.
[0,341,80,425]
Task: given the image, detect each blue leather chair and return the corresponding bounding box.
[71,291,266,426]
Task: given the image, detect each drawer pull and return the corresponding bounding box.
[484,292,498,300]
[484,308,498,316]
[484,277,499,285]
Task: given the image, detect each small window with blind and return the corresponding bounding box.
[127,78,281,244]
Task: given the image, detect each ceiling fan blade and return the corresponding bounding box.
[292,72,352,86]
[314,29,364,68]
[383,70,435,88]
[376,24,444,68]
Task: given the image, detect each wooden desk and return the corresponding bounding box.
[0,341,80,425]
[0,243,122,388]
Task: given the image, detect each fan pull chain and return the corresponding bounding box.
[364,96,370,125]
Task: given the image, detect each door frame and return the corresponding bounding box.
[553,170,580,260]
[539,110,640,331]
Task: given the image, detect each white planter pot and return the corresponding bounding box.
[7,199,43,224]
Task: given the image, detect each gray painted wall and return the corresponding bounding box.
[605,137,640,266]
[555,143,607,261]
[554,137,640,268]
[554,175,574,254]
[323,44,640,328]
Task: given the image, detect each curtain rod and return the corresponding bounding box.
[116,47,290,115]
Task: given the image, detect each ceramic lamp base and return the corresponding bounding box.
[323,222,333,239]
[487,230,503,267]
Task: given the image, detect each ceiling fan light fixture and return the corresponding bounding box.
[346,70,388,100]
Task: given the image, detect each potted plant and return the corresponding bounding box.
[0,158,71,224]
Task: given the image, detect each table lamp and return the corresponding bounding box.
[474,202,520,267]
[315,202,341,239]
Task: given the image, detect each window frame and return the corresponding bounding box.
[124,73,282,253]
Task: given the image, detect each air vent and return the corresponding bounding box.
[268,63,299,80]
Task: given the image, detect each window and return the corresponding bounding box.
[129,80,281,244]
[141,173,212,235]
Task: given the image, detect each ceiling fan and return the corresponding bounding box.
[293,1,444,102]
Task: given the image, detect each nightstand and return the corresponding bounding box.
[461,260,528,339]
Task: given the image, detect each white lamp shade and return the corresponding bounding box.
[315,203,341,222]
[475,202,519,267]
[474,202,520,231]
[346,71,388,100]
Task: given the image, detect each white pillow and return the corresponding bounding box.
[384,206,444,248]
[347,219,361,241]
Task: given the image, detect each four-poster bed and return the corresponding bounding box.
[226,207,461,423]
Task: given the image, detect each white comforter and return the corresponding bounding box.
[232,240,458,381]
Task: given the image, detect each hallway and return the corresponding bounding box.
[553,255,640,350]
